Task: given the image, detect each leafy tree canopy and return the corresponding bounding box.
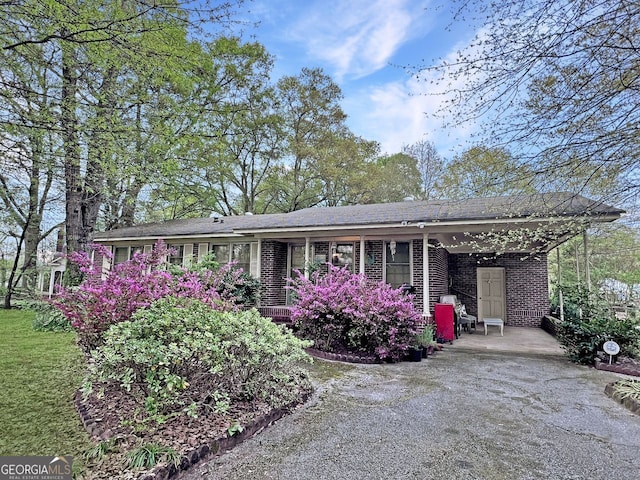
[420,0,640,209]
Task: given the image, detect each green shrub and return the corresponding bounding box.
[86,297,312,422]
[557,316,640,364]
[555,284,640,364]
[28,300,73,332]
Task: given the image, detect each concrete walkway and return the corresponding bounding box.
[181,348,640,480]
[449,325,565,357]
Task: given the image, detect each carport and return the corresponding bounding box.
[449,324,565,357]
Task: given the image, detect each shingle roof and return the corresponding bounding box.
[93,192,624,240]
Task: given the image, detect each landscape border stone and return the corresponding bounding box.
[305,347,382,364]
[74,390,311,479]
[604,381,640,416]
[594,358,640,377]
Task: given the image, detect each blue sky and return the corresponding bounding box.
[238,0,477,158]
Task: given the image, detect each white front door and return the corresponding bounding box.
[477,267,506,322]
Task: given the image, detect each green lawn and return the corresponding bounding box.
[0,308,91,458]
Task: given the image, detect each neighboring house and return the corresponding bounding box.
[91,193,623,328]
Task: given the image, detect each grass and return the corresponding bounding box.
[0,308,91,458]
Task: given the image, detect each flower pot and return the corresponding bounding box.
[409,348,422,362]
[422,346,428,358]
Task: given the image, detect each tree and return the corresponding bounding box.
[363,153,422,204]
[314,132,380,207]
[263,68,350,212]
[0,0,248,292]
[420,0,639,208]
[402,140,445,200]
[0,39,63,306]
[550,224,640,305]
[438,146,536,199]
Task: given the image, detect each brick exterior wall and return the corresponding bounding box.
[428,243,450,313]
[314,242,330,276]
[448,253,549,327]
[364,240,383,281]
[412,240,424,312]
[260,240,288,306]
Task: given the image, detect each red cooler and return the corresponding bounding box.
[434,303,455,342]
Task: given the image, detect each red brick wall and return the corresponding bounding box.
[428,244,450,313]
[260,240,288,306]
[364,240,383,281]
[412,240,424,311]
[448,253,549,327]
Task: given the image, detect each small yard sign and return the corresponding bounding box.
[603,340,620,364]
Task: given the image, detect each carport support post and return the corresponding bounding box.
[556,247,564,322]
[423,233,430,317]
[583,230,591,292]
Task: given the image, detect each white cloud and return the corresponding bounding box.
[345,33,488,157]
[289,0,430,80]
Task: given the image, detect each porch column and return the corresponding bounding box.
[423,233,430,317]
[360,236,366,275]
[583,230,591,292]
[304,237,311,279]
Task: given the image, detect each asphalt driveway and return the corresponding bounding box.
[181,350,640,480]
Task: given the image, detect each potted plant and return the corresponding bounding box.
[416,324,436,358]
[408,339,423,362]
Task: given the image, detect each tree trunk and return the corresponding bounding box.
[61,40,83,284]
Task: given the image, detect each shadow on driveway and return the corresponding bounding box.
[181,350,640,480]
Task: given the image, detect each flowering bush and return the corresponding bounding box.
[288,265,422,361]
[86,297,312,421]
[51,241,259,354]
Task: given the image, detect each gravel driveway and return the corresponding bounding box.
[181,350,640,480]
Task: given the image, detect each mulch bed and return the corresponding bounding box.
[595,355,640,377]
[75,383,312,479]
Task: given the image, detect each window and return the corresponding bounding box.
[385,241,411,288]
[197,243,210,262]
[113,246,130,265]
[211,242,257,276]
[168,245,184,265]
[211,244,230,264]
[331,243,354,270]
[232,243,251,272]
[287,244,308,305]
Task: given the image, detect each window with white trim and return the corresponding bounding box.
[385,241,411,288]
[168,244,185,265]
[287,244,309,304]
[211,244,230,263]
[113,246,130,265]
[232,243,251,273]
[330,242,354,270]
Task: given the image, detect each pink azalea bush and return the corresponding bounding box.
[287,265,422,361]
[52,241,256,354]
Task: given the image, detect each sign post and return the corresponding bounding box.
[603,340,620,365]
